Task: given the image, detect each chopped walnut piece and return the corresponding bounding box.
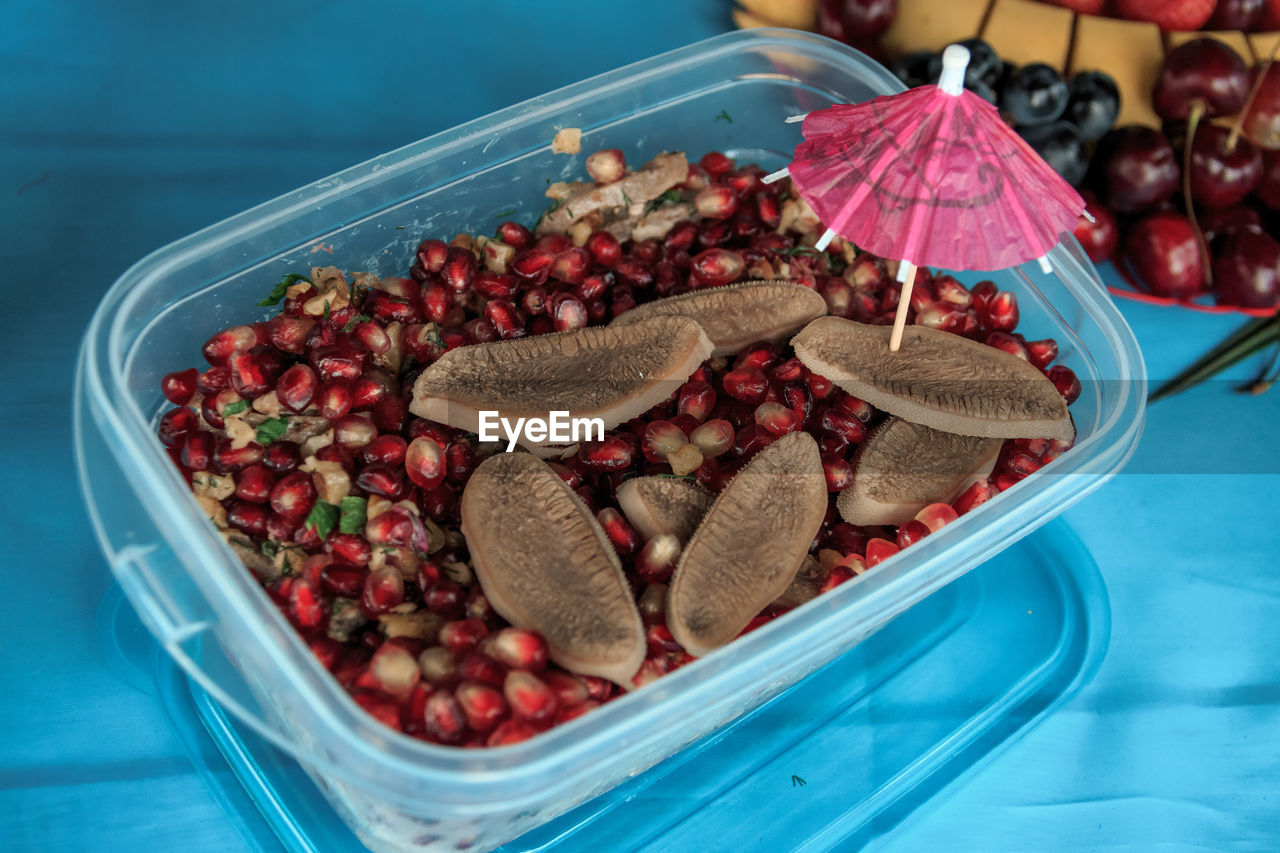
[300,428,334,457]
[379,609,445,640]
[479,238,515,273]
[551,127,582,154]
[224,414,256,449]
[197,494,227,528]
[192,471,235,501]
[300,457,350,504]
[251,390,283,417]
[302,265,352,316]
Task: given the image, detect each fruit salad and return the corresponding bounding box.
[154,147,1081,748]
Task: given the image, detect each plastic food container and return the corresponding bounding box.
[75,28,1146,853]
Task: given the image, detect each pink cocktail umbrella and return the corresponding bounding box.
[764,45,1087,351]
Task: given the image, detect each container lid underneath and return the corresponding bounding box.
[105,519,1107,851]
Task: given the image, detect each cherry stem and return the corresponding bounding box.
[1227,37,1280,153]
[1183,99,1213,288]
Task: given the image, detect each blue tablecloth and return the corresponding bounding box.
[3,2,1278,849]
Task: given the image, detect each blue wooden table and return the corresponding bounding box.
[3,2,1278,849]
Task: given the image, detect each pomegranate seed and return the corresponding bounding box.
[232,464,273,503]
[275,364,317,412]
[497,221,534,251]
[444,441,477,486]
[366,290,422,324]
[915,502,959,532]
[807,371,834,400]
[473,270,519,300]
[614,257,655,289]
[441,619,490,658]
[361,643,421,696]
[821,454,854,492]
[733,423,775,460]
[423,690,467,743]
[754,402,799,436]
[315,443,353,471]
[213,439,263,473]
[504,671,558,722]
[511,249,554,286]
[864,538,900,567]
[577,273,609,302]
[1002,448,1043,478]
[419,283,452,324]
[373,395,408,434]
[636,534,681,584]
[690,418,734,458]
[418,646,457,686]
[578,436,632,472]
[484,628,548,671]
[896,519,930,548]
[269,471,316,519]
[361,567,404,615]
[983,291,1019,332]
[487,719,537,747]
[585,148,626,183]
[597,507,641,556]
[226,500,268,536]
[484,299,524,340]
[262,441,300,472]
[321,564,365,597]
[179,430,214,470]
[1047,365,1081,404]
[756,193,781,228]
[425,581,465,618]
[458,651,506,690]
[828,523,868,557]
[700,151,734,178]
[641,420,688,462]
[985,331,1028,361]
[288,578,326,629]
[334,414,377,449]
[158,407,199,447]
[551,292,588,332]
[695,185,738,219]
[833,393,874,423]
[196,366,230,395]
[722,367,768,403]
[202,325,257,366]
[819,410,867,444]
[690,248,744,287]
[160,368,199,406]
[586,231,621,266]
[677,380,715,421]
[682,163,711,192]
[820,564,857,593]
[543,671,589,708]
[310,344,364,383]
[353,321,391,355]
[355,463,404,498]
[317,381,352,420]
[456,682,508,732]
[325,533,371,568]
[415,239,449,273]
[442,246,477,293]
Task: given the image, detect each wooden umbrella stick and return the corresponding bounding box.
[889,262,916,353]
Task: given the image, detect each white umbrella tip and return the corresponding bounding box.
[938,45,970,96]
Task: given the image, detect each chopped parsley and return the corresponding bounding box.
[780,245,824,257]
[259,540,279,559]
[222,399,249,416]
[257,273,310,307]
[322,300,331,323]
[495,208,517,219]
[715,109,733,123]
[255,417,289,445]
[342,313,371,333]
[338,496,368,535]
[547,198,563,214]
[621,189,632,206]
[304,500,339,541]
[646,188,683,213]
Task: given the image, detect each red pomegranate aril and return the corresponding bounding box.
[180,430,214,471]
[457,651,507,690]
[464,317,497,344]
[1025,338,1059,369]
[641,420,688,462]
[419,283,452,324]
[196,365,230,395]
[440,619,490,658]
[828,522,868,557]
[326,535,371,571]
[487,719,537,747]
[416,239,449,274]
[495,221,533,251]
[456,682,508,733]
[585,148,626,183]
[543,671,589,708]
[361,567,404,616]
[315,443,353,471]
[817,431,848,457]
[473,271,519,300]
[350,376,388,411]
[915,502,959,532]
[1002,448,1043,478]
[578,436,632,472]
[597,507,641,556]
[1047,365,1081,404]
[822,454,854,492]
[262,441,300,473]
[233,464,274,503]
[504,671,557,723]
[361,642,420,697]
[355,463,404,498]
[756,193,781,228]
[226,500,268,536]
[202,325,257,366]
[700,150,734,178]
[288,578,326,629]
[510,250,555,287]
[754,401,799,436]
[896,519,930,548]
[213,439,263,473]
[690,418,734,457]
[806,372,834,400]
[420,484,457,522]
[722,367,768,403]
[985,331,1029,361]
[864,537,900,567]
[576,273,610,302]
[690,248,744,287]
[274,364,316,413]
[442,247,478,293]
[585,230,622,267]
[484,299,524,340]
[353,321,391,356]
[373,395,408,434]
[158,407,199,447]
[485,628,548,672]
[994,472,1023,491]
[425,581,465,619]
[550,246,591,285]
[982,291,1019,332]
[316,381,352,420]
[677,380,715,422]
[161,368,199,406]
[423,690,467,743]
[819,409,868,444]
[695,185,738,219]
[614,257,655,289]
[550,292,588,332]
[635,534,681,584]
[444,441,476,486]
[270,471,317,520]
[820,564,857,593]
[417,646,456,687]
[310,344,364,383]
[733,423,776,460]
[366,290,422,325]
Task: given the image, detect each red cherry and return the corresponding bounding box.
[1124,212,1205,299]
[1072,190,1118,263]
[1212,230,1280,308]
[1189,125,1262,208]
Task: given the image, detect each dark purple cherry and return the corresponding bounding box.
[1255,150,1280,210]
[1125,212,1205,299]
[1201,205,1263,243]
[1241,63,1280,151]
[1189,124,1263,208]
[1212,230,1280,308]
[1207,0,1264,30]
[1092,126,1180,213]
[1152,39,1249,120]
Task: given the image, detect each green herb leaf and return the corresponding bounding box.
[621,189,632,207]
[547,198,563,214]
[495,208,517,219]
[259,540,279,559]
[780,245,823,257]
[304,500,339,541]
[338,496,368,535]
[258,273,309,307]
[222,399,249,416]
[395,225,406,230]
[645,188,683,213]
[1149,314,1280,403]
[715,109,733,124]
[342,313,371,333]
[322,300,331,323]
[255,416,289,445]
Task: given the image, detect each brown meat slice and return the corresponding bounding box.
[536,152,688,235]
